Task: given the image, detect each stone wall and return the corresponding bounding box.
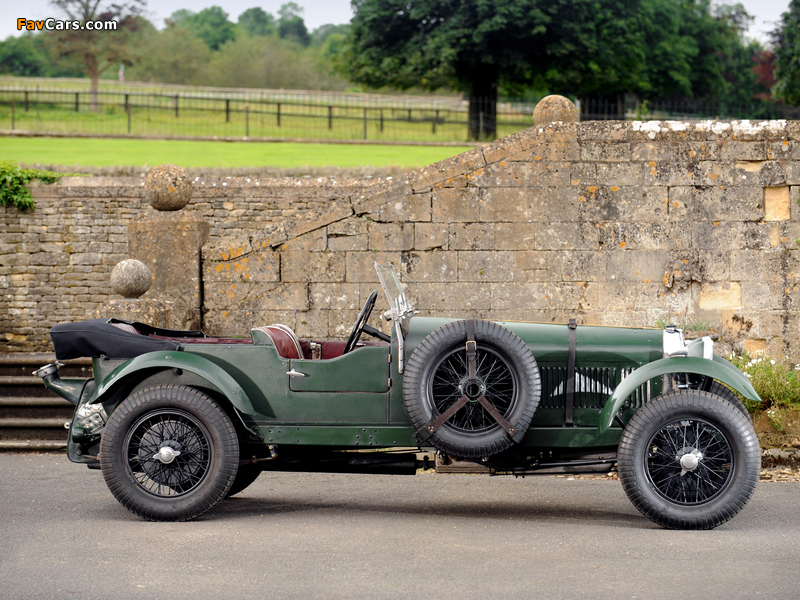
[0,175,380,351]
[202,119,800,358]
[3,118,800,357]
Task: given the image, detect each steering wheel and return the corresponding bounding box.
[343,290,390,353]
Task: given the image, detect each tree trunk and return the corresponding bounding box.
[90,74,100,113]
[467,76,497,142]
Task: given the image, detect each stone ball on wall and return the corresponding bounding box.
[145,164,192,211]
[111,259,152,298]
[533,95,579,125]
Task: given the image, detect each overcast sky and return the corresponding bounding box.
[0,0,791,45]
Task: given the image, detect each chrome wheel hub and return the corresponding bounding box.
[153,445,181,464]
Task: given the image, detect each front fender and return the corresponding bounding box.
[94,351,256,416]
[598,355,760,435]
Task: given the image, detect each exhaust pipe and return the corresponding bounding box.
[33,362,86,405]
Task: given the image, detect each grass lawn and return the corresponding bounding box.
[0,136,473,169]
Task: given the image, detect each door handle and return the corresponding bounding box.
[286,369,306,378]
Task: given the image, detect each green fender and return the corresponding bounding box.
[598,355,760,435]
[94,351,257,416]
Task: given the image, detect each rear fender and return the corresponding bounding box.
[598,355,760,435]
[93,351,256,417]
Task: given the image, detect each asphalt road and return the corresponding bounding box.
[1,454,798,600]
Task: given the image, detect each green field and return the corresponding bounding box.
[0,137,472,169]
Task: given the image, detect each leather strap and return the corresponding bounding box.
[565,319,577,426]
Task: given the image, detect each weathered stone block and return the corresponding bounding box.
[281,251,345,282]
[431,187,480,222]
[535,222,601,251]
[508,141,580,162]
[458,251,515,282]
[494,223,536,250]
[414,223,449,251]
[471,161,571,188]
[580,142,631,162]
[607,250,667,283]
[579,186,667,221]
[327,218,368,251]
[450,223,494,250]
[765,186,791,221]
[402,250,458,282]
[280,229,327,252]
[368,222,414,251]
[514,251,561,282]
[668,186,764,222]
[699,282,742,309]
[730,249,783,282]
[741,281,771,310]
[345,251,403,283]
[720,141,769,161]
[365,192,431,222]
[93,298,171,328]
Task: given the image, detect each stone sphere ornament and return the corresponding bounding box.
[145,164,192,211]
[111,259,152,298]
[533,95,580,125]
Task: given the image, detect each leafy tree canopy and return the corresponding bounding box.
[169,6,236,51]
[773,0,800,105]
[238,7,276,37]
[277,2,311,46]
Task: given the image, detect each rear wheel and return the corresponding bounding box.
[100,385,239,521]
[617,389,760,530]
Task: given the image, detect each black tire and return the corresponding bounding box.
[403,320,541,458]
[665,374,751,419]
[100,385,240,521]
[617,389,760,530]
[226,465,262,498]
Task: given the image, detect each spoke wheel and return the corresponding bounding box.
[430,346,516,433]
[617,389,760,530]
[100,385,239,521]
[404,320,540,458]
[645,417,733,505]
[125,409,213,497]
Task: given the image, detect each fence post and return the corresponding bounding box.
[174,94,179,118]
[433,109,438,134]
[277,102,281,127]
[380,109,384,133]
[125,94,130,134]
[479,110,484,141]
[328,106,333,130]
[363,108,367,140]
[225,99,230,123]
[11,99,15,130]
[245,105,249,137]
[75,92,79,112]
[24,91,28,112]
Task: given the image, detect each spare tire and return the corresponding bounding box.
[403,320,541,458]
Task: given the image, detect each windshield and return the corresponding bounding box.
[374,262,413,319]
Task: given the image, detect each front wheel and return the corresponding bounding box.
[617,389,760,530]
[100,385,240,521]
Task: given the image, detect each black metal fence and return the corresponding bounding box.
[580,96,800,122]
[0,87,533,143]
[1,86,796,144]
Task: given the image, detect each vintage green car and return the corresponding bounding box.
[37,263,761,529]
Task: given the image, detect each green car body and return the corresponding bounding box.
[40,264,762,529]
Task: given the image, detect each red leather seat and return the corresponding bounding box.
[252,324,303,360]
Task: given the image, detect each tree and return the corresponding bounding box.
[278,2,311,47]
[170,6,236,51]
[49,0,147,111]
[345,0,650,140]
[127,24,211,85]
[238,7,276,37]
[773,0,800,105]
[0,34,52,77]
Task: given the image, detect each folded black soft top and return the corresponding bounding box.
[50,318,205,360]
